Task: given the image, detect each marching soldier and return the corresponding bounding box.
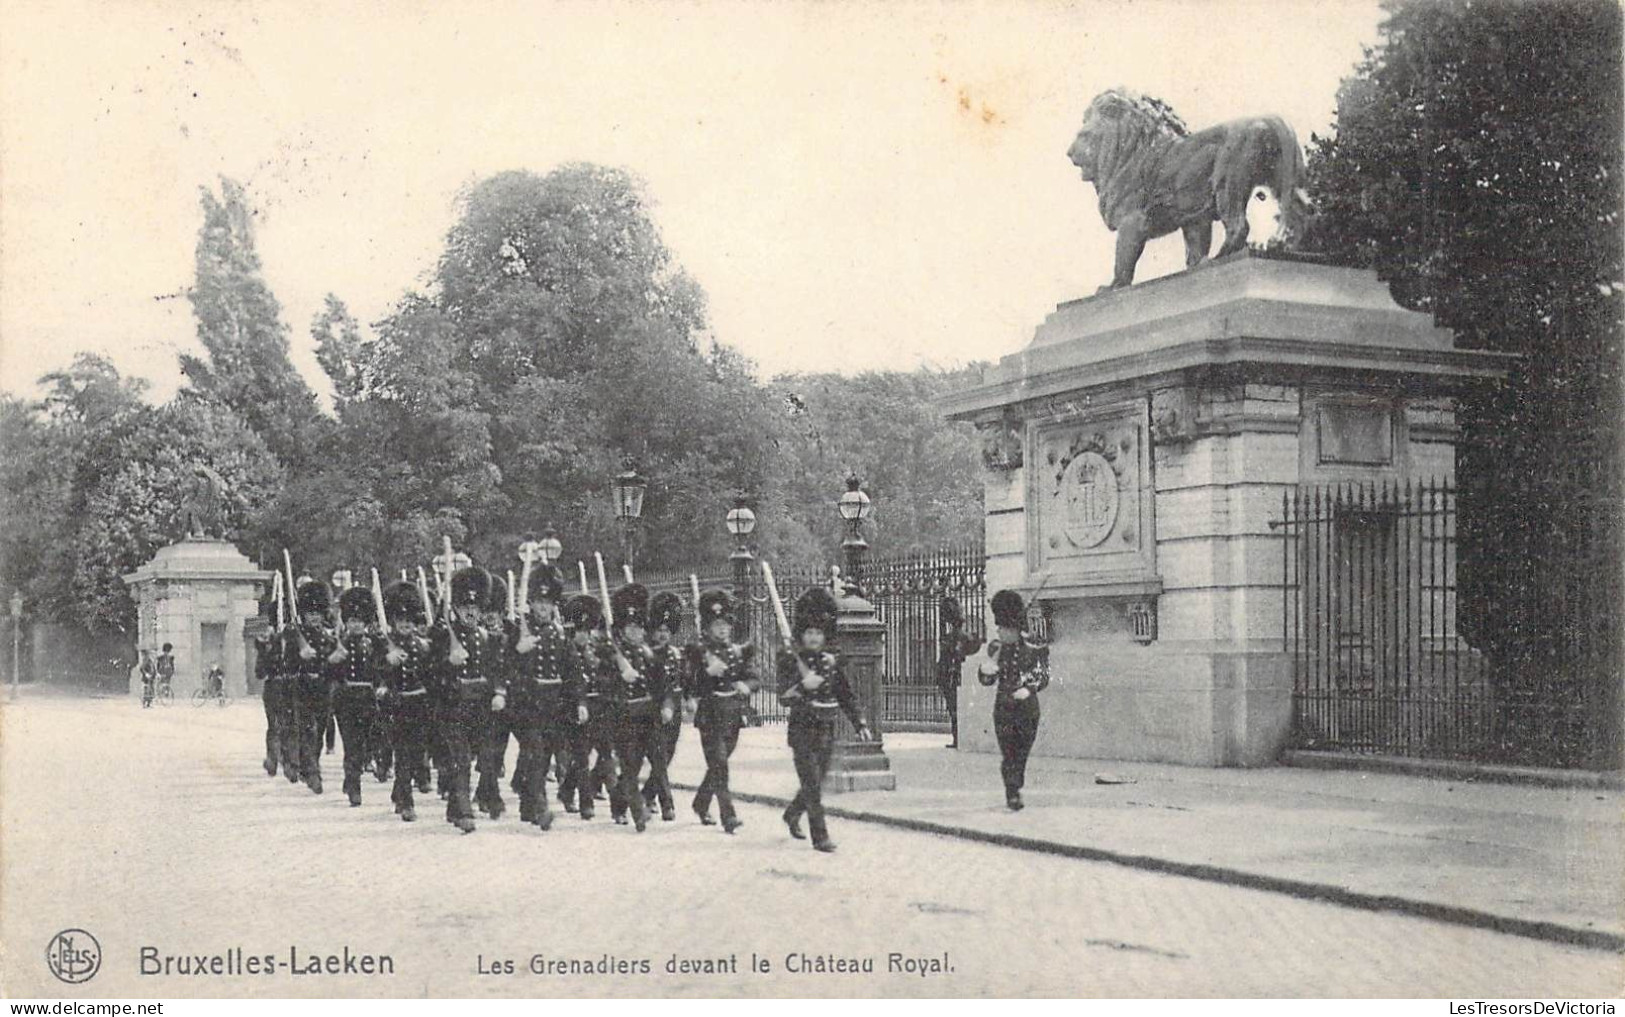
[328,586,381,807]
[495,563,584,829]
[558,593,618,820]
[252,628,282,773]
[641,591,687,822]
[604,583,678,833]
[376,579,434,823]
[433,566,497,833]
[475,571,516,819]
[936,596,982,750]
[290,580,337,794]
[778,586,872,853]
[688,589,758,833]
[977,589,1051,811]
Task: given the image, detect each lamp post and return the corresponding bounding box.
[9,591,21,702]
[610,457,648,572]
[725,496,757,634]
[837,472,873,587]
[518,526,563,568]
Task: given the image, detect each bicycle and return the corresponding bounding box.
[191,684,229,708]
[155,679,174,708]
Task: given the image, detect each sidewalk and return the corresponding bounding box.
[666,727,1625,950]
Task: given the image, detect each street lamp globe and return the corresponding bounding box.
[611,458,647,521]
[8,592,21,619]
[725,498,757,539]
[537,526,563,564]
[837,472,872,524]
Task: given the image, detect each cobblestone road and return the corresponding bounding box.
[3,696,1619,998]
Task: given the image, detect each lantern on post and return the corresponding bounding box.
[837,472,872,584]
[611,457,647,570]
[725,495,757,631]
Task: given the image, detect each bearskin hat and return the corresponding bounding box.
[649,591,684,635]
[450,566,489,608]
[526,564,566,604]
[295,578,330,617]
[562,593,602,631]
[697,589,736,628]
[940,595,964,630]
[991,589,1027,631]
[793,586,839,641]
[610,583,649,631]
[486,570,509,615]
[338,587,373,624]
[382,580,426,626]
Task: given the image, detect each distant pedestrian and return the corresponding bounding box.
[156,644,176,699]
[139,650,156,708]
[936,596,982,749]
[977,590,1050,811]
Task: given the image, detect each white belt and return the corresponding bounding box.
[458,676,489,684]
[709,689,739,698]
[625,695,652,704]
[398,688,428,697]
[531,678,563,686]
[343,681,373,688]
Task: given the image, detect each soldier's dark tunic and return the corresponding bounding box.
[474,618,517,817]
[500,620,581,828]
[979,637,1051,799]
[687,639,759,829]
[290,622,335,794]
[377,634,433,819]
[254,634,284,775]
[778,647,866,846]
[936,623,980,749]
[325,628,379,805]
[561,636,621,821]
[431,617,494,827]
[641,641,685,816]
[605,639,677,832]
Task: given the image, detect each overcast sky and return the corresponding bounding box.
[0,0,1385,402]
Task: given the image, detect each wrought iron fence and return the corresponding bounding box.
[1274,479,1607,767]
[860,542,986,730]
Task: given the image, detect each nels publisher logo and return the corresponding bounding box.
[46,928,102,984]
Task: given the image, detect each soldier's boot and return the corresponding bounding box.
[347,789,362,807]
[783,808,806,840]
[535,804,554,831]
[812,838,838,853]
[400,806,417,823]
[720,799,743,834]
[692,792,716,826]
[486,795,505,821]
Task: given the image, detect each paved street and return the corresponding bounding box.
[2,694,1620,998]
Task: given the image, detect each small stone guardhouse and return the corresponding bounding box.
[942,250,1512,766]
[123,537,273,700]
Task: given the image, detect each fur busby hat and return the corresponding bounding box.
[793,586,839,642]
[991,589,1027,631]
[338,587,373,625]
[382,580,426,626]
[649,591,684,635]
[697,589,736,628]
[450,566,490,609]
[940,596,964,630]
[295,578,331,617]
[611,583,649,631]
[562,593,602,632]
[485,570,509,615]
[526,564,566,604]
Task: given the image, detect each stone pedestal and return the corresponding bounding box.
[825,587,896,792]
[122,537,274,701]
[942,251,1512,766]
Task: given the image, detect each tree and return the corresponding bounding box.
[1302,0,1623,765]
[180,177,324,469]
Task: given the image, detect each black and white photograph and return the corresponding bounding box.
[0,0,1621,1002]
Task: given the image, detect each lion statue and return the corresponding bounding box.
[1067,89,1308,292]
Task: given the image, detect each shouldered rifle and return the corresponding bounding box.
[284,549,316,662]
[441,536,467,667]
[689,574,703,635]
[762,560,816,696]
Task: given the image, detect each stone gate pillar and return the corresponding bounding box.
[941,250,1512,766]
[122,537,273,701]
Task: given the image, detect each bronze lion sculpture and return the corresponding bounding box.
[1067,89,1308,291]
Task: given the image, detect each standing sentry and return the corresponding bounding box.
[977,589,1050,811]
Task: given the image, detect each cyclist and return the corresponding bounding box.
[139,650,157,708]
[207,663,225,700]
[156,644,176,701]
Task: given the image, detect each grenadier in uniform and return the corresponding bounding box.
[328,587,381,807]
[494,564,583,829]
[687,589,759,833]
[433,566,496,833]
[640,591,687,822]
[291,580,337,794]
[251,599,284,775]
[475,571,516,819]
[140,650,157,709]
[558,593,619,821]
[604,583,678,833]
[977,589,1051,811]
[376,579,433,822]
[777,586,872,853]
[935,596,982,750]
